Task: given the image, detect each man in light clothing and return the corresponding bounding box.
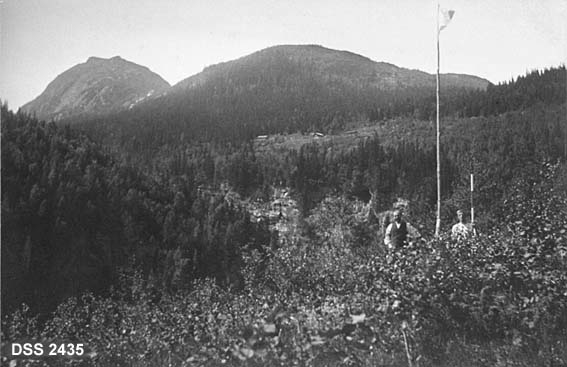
[451,209,471,240]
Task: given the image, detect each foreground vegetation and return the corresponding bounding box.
[2,66,566,366]
[3,161,566,366]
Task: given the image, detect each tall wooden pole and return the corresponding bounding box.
[435,3,441,237]
[470,173,474,225]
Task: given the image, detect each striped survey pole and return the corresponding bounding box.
[470,173,474,226]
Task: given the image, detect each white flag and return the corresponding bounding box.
[439,8,455,32]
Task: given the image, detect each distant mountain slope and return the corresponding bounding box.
[22,56,170,121]
[173,45,489,92]
[93,44,489,147]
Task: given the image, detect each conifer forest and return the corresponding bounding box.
[2,63,566,366]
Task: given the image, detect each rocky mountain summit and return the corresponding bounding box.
[22,56,170,121]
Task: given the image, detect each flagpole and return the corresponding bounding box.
[470,172,474,225]
[435,3,441,237]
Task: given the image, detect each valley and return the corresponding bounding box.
[1,45,566,366]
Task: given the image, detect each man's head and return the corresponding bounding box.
[393,209,402,223]
[457,209,463,222]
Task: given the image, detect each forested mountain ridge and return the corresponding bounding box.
[21,45,489,130]
[22,56,170,121]
[74,44,492,155]
[172,45,489,92]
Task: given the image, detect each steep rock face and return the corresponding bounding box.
[22,56,170,121]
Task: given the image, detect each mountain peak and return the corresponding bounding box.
[86,56,124,63]
[23,56,170,121]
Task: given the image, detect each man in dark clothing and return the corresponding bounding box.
[384,210,418,249]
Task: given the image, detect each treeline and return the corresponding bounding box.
[1,105,271,314]
[185,107,566,226]
[93,102,565,224]
[440,65,566,118]
[154,103,565,221]
[382,65,567,121]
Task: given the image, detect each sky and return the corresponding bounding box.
[1,0,565,109]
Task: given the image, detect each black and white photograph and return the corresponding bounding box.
[1,0,566,365]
